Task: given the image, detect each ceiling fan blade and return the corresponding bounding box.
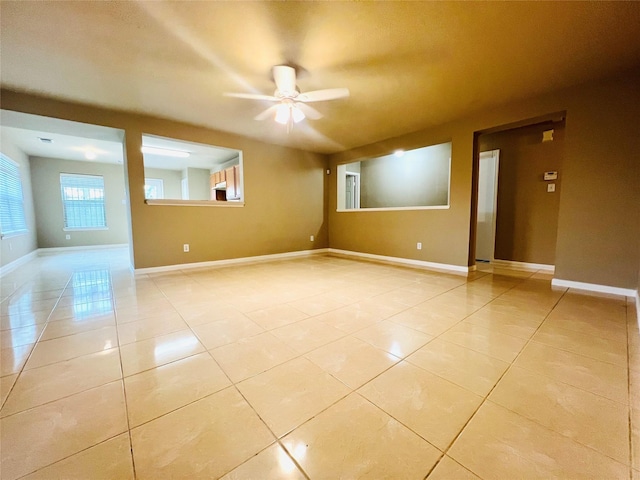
[295,102,323,120]
[273,65,297,94]
[254,105,279,121]
[298,88,350,103]
[224,92,279,101]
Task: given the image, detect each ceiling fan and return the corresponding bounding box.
[224,65,349,130]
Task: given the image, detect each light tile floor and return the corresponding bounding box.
[0,247,638,479]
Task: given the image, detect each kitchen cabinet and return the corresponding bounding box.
[225,165,241,200]
[209,165,240,201]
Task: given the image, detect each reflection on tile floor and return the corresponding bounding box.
[0,247,637,479]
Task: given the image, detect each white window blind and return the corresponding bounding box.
[0,154,28,237]
[60,173,107,229]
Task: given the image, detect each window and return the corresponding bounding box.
[60,173,107,229]
[337,142,452,211]
[142,134,243,204]
[144,178,164,199]
[0,154,28,237]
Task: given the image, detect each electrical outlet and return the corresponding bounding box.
[417,242,422,250]
[310,235,314,242]
[65,234,71,240]
[183,244,190,252]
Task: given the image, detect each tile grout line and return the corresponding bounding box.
[4,252,628,478]
[146,267,314,480]
[417,271,543,479]
[109,266,138,480]
[3,256,134,478]
[0,274,73,412]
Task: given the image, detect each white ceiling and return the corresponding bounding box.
[1,2,640,153]
[0,110,125,164]
[0,110,239,170]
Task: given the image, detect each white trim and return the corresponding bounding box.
[0,249,38,276]
[551,278,636,297]
[135,248,330,274]
[328,248,469,275]
[491,259,555,273]
[336,205,450,212]
[145,199,244,207]
[38,244,128,254]
[63,227,109,231]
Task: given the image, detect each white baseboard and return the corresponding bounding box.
[135,248,330,274]
[0,249,38,276]
[492,259,555,273]
[328,248,469,275]
[551,278,636,297]
[38,244,128,255]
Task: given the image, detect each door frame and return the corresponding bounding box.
[345,172,360,209]
[475,149,500,263]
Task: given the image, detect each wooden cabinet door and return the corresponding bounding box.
[225,166,236,199]
[210,174,216,200]
[232,165,241,199]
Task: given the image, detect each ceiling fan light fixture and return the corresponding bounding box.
[274,103,306,125]
[225,65,347,127]
[274,103,291,125]
[291,106,305,124]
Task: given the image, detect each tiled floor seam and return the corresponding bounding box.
[226,379,313,479]
[11,433,128,480]
[135,263,539,478]
[421,271,569,479]
[126,272,312,480]
[110,271,138,480]
[0,275,72,411]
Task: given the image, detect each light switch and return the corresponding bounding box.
[547,183,556,193]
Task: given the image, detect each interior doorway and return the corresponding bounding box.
[471,115,565,270]
[345,172,360,209]
[475,149,500,262]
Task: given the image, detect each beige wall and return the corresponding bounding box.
[330,123,468,266]
[184,168,211,201]
[29,157,129,248]
[0,90,328,268]
[554,73,640,289]
[2,68,639,288]
[329,68,640,289]
[479,121,564,265]
[0,135,37,268]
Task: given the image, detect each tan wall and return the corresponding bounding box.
[29,157,129,248]
[185,167,210,201]
[554,73,640,288]
[479,121,565,265]
[329,124,468,266]
[329,68,640,289]
[0,136,38,268]
[0,90,328,268]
